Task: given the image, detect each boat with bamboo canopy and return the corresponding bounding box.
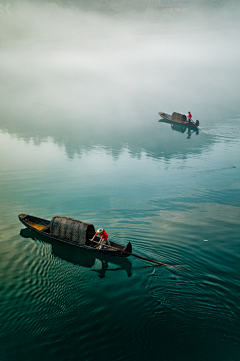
[159,111,199,128]
[19,214,188,269]
[18,214,132,257]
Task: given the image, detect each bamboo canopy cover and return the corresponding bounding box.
[171,112,186,122]
[50,216,95,245]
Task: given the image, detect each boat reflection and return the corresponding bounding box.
[1,109,214,164]
[158,119,199,137]
[20,228,132,278]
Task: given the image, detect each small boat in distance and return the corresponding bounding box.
[18,214,132,257]
[159,112,199,128]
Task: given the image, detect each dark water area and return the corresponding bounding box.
[1,3,240,361]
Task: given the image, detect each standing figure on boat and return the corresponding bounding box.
[187,111,192,123]
[91,228,110,249]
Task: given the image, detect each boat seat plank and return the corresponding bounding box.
[28,221,46,231]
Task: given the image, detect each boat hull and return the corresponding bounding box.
[18,214,131,257]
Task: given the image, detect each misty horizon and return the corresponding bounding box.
[0,1,240,158]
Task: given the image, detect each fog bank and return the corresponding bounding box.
[0,1,240,135]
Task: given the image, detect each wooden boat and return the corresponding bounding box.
[20,227,133,277]
[159,111,199,128]
[18,214,132,257]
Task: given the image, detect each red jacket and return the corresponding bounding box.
[96,231,108,240]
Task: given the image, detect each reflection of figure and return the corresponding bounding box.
[93,260,133,278]
[187,128,191,139]
[97,260,109,278]
[91,228,110,249]
[187,111,192,123]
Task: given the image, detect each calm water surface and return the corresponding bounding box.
[0,4,240,361]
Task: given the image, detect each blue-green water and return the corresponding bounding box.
[1,4,240,361]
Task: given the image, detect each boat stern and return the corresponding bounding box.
[124,241,132,254]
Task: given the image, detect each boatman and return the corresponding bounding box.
[90,228,110,249]
[187,111,192,123]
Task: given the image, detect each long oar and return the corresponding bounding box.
[91,239,188,271]
[114,248,189,271]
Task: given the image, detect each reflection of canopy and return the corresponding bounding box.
[171,124,186,133]
[172,112,185,122]
[50,216,95,245]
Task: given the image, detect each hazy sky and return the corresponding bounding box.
[0,1,240,133]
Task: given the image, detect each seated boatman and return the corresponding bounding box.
[90,228,110,249]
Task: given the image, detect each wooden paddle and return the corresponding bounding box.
[113,248,189,271]
[90,238,189,271]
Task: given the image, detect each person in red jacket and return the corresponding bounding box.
[187,111,192,123]
[91,228,110,249]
